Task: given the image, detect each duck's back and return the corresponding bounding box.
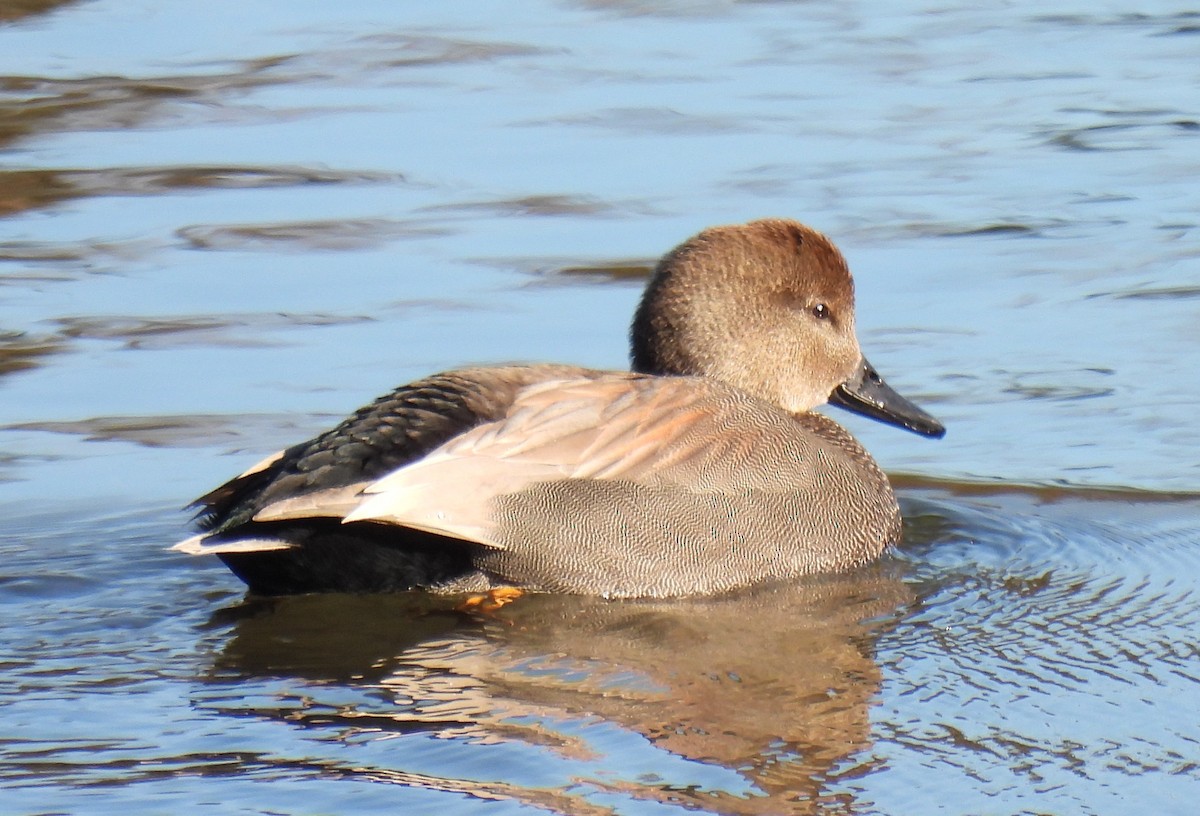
[182,368,901,597]
[338,374,901,597]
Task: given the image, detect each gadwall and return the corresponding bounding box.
[175,218,944,597]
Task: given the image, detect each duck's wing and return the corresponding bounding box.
[338,375,801,547]
[175,364,593,553]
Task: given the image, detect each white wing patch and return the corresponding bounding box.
[172,533,295,555]
[252,484,366,523]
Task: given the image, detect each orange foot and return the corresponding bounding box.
[456,586,525,615]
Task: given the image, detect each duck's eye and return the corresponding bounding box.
[811,303,830,320]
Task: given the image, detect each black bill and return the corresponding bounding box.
[828,357,945,438]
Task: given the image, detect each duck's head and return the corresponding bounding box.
[631,218,945,438]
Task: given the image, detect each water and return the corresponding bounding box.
[2,1,1198,813]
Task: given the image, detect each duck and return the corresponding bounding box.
[174,218,944,598]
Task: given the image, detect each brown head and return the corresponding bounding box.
[631,218,944,437]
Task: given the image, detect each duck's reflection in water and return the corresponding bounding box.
[211,568,910,814]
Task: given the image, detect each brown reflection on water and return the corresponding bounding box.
[52,312,376,347]
[0,57,409,219]
[555,261,653,282]
[0,329,62,377]
[0,166,397,219]
[491,580,904,813]
[177,217,449,253]
[213,571,909,814]
[421,193,647,218]
[10,412,319,449]
[468,256,654,287]
[0,169,74,217]
[0,60,285,146]
[0,309,378,382]
[0,0,76,22]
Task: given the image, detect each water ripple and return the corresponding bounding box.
[0,166,399,218]
[865,483,1200,809]
[177,218,450,252]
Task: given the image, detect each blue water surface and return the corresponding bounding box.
[1,1,1198,814]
